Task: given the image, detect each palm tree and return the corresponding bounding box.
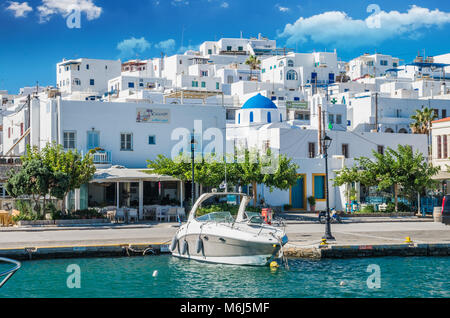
[245,55,261,80]
[410,107,437,156]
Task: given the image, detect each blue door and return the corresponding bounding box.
[87,131,100,150]
[291,175,305,210]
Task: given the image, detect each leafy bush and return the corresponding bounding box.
[361,205,375,213]
[12,210,43,222]
[307,196,316,207]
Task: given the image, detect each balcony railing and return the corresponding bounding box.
[92,151,112,164]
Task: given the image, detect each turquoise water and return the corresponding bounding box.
[1,256,449,298]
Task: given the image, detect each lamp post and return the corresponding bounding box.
[191,131,197,208]
[322,134,335,241]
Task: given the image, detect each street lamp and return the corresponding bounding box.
[322,134,335,241]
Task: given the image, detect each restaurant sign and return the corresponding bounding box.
[286,101,308,109]
[136,108,170,124]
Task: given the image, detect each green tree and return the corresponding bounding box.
[7,143,96,214]
[5,159,52,213]
[245,55,261,79]
[410,107,437,156]
[333,166,363,207]
[357,145,439,212]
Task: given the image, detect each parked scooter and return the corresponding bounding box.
[318,209,343,224]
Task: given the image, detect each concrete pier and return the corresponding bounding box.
[0,221,448,260]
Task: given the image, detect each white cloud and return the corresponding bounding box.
[117,37,151,59]
[155,39,176,53]
[276,4,289,13]
[6,1,32,18]
[37,0,102,23]
[279,5,450,48]
[220,2,229,9]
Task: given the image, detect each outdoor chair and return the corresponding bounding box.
[177,207,186,221]
[114,209,125,223]
[143,206,156,220]
[128,209,138,223]
[167,207,178,222]
[156,206,169,222]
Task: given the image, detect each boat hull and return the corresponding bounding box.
[171,233,284,266]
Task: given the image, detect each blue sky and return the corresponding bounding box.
[1,0,450,93]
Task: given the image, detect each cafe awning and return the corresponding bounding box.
[91,166,179,183]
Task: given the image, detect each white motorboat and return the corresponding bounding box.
[170,192,288,266]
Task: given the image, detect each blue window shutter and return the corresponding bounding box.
[250,112,254,123]
[314,176,325,199]
[267,112,271,123]
[238,113,240,124]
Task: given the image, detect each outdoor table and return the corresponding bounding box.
[0,212,11,227]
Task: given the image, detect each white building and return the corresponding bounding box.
[347,53,400,80]
[260,52,341,93]
[56,58,121,98]
[227,94,428,211]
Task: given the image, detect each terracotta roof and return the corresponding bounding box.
[432,117,450,124]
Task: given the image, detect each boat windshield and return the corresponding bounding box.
[196,212,234,223]
[244,212,264,224]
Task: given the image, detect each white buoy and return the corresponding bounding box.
[339,281,346,286]
[152,270,158,277]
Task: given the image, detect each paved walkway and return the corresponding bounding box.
[0,221,448,250]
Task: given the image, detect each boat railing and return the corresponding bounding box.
[0,257,21,288]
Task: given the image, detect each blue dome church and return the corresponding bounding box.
[236,93,283,125]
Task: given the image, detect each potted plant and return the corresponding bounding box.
[308,196,316,211]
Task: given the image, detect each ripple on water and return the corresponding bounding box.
[0,256,449,298]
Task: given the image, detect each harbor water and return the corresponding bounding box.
[1,256,449,298]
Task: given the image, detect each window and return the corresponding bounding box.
[148,135,156,145]
[437,135,442,159]
[286,70,298,81]
[208,49,212,54]
[90,79,95,86]
[336,114,342,125]
[287,60,294,67]
[179,60,182,64]
[192,81,198,87]
[227,75,234,84]
[308,143,315,158]
[227,46,232,51]
[393,62,398,67]
[342,144,349,158]
[201,71,208,76]
[444,135,448,159]
[313,174,326,200]
[128,82,135,88]
[73,78,81,86]
[201,82,206,88]
[238,46,243,51]
[328,114,334,124]
[250,112,254,123]
[216,82,220,90]
[64,131,76,149]
[267,112,271,123]
[377,145,384,155]
[121,133,133,151]
[86,64,90,70]
[280,114,282,122]
[442,109,447,119]
[238,113,241,124]
[434,109,439,118]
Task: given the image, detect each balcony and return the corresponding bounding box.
[92,150,112,165]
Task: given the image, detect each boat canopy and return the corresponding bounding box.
[188,192,252,222]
